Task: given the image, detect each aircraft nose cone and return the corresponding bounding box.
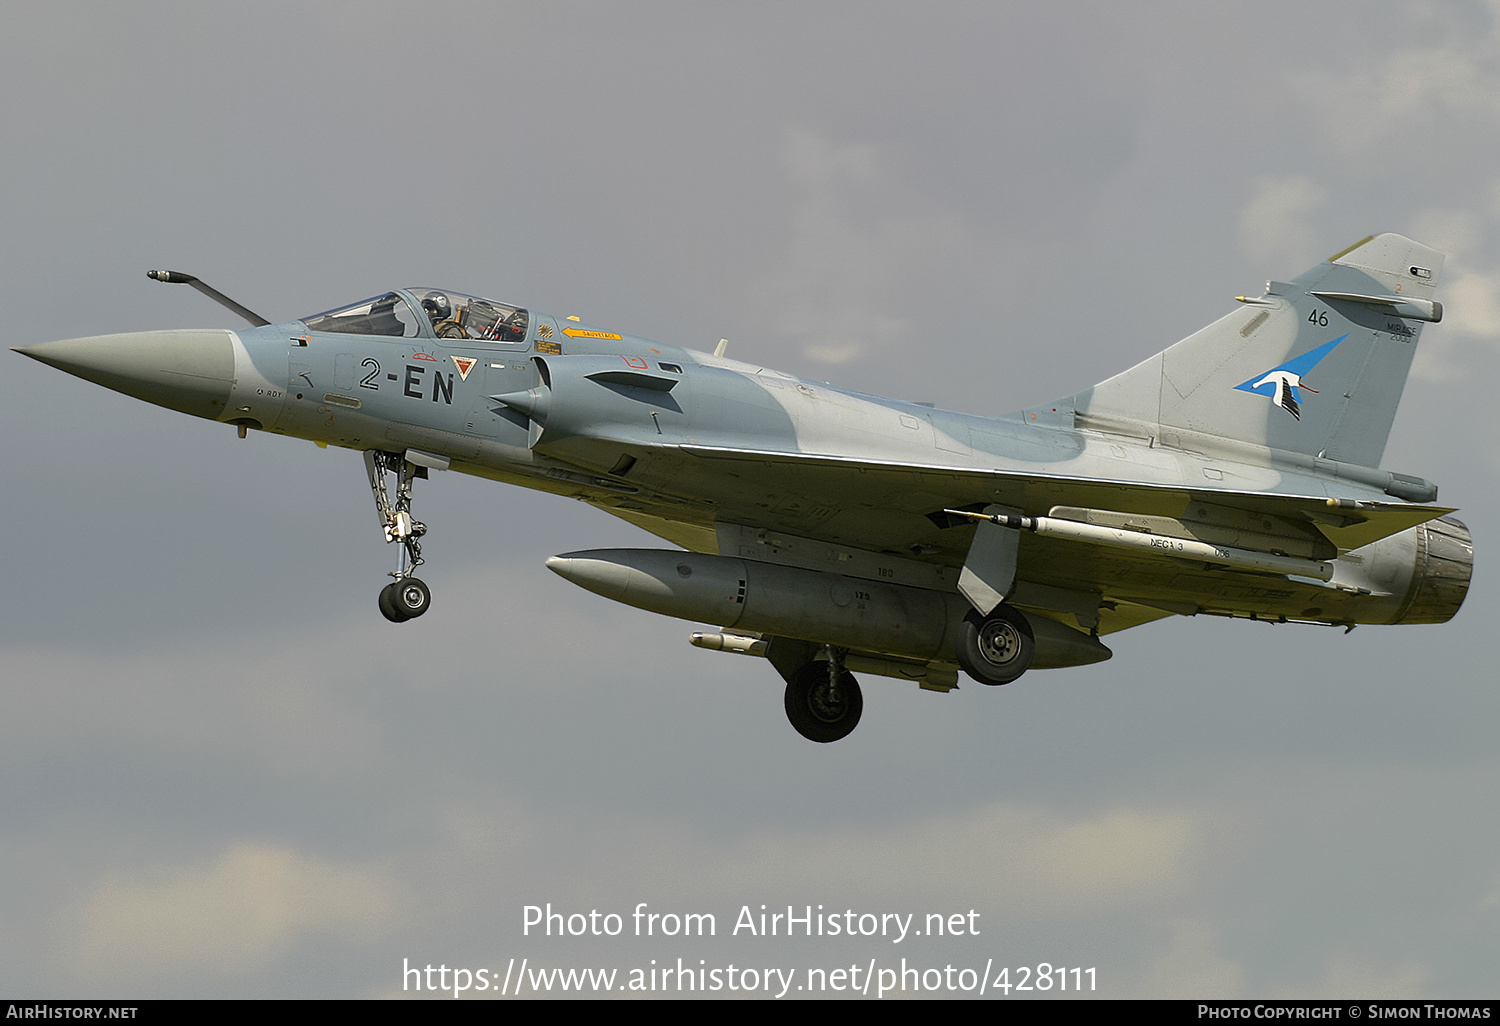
[14,329,235,420]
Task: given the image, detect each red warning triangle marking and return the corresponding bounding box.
[452,356,477,381]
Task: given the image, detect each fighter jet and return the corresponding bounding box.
[14,235,1473,742]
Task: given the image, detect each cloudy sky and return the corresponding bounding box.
[4,1,1497,999]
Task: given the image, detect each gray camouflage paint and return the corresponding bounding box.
[14,235,1473,694]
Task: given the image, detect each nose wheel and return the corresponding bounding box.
[365,449,432,623]
[379,578,431,623]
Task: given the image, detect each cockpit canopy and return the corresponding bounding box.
[301,289,529,343]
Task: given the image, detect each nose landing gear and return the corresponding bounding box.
[365,450,431,623]
[379,577,431,622]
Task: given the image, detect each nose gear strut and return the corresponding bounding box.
[365,449,432,622]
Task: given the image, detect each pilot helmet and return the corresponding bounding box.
[420,292,451,321]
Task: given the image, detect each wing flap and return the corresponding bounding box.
[1302,503,1457,551]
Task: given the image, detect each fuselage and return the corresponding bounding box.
[13,239,1474,742]
[16,286,1470,638]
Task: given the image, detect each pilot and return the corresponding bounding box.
[420,292,451,326]
[421,292,466,339]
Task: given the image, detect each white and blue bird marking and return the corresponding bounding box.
[1235,333,1347,420]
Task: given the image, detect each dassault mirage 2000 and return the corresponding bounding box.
[15,235,1473,742]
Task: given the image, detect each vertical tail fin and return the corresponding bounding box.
[1071,233,1444,470]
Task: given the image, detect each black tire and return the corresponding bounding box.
[783,661,863,743]
[392,577,431,619]
[378,582,409,623]
[956,605,1034,686]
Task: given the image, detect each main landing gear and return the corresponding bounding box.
[365,450,431,623]
[955,604,1034,686]
[783,647,863,743]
